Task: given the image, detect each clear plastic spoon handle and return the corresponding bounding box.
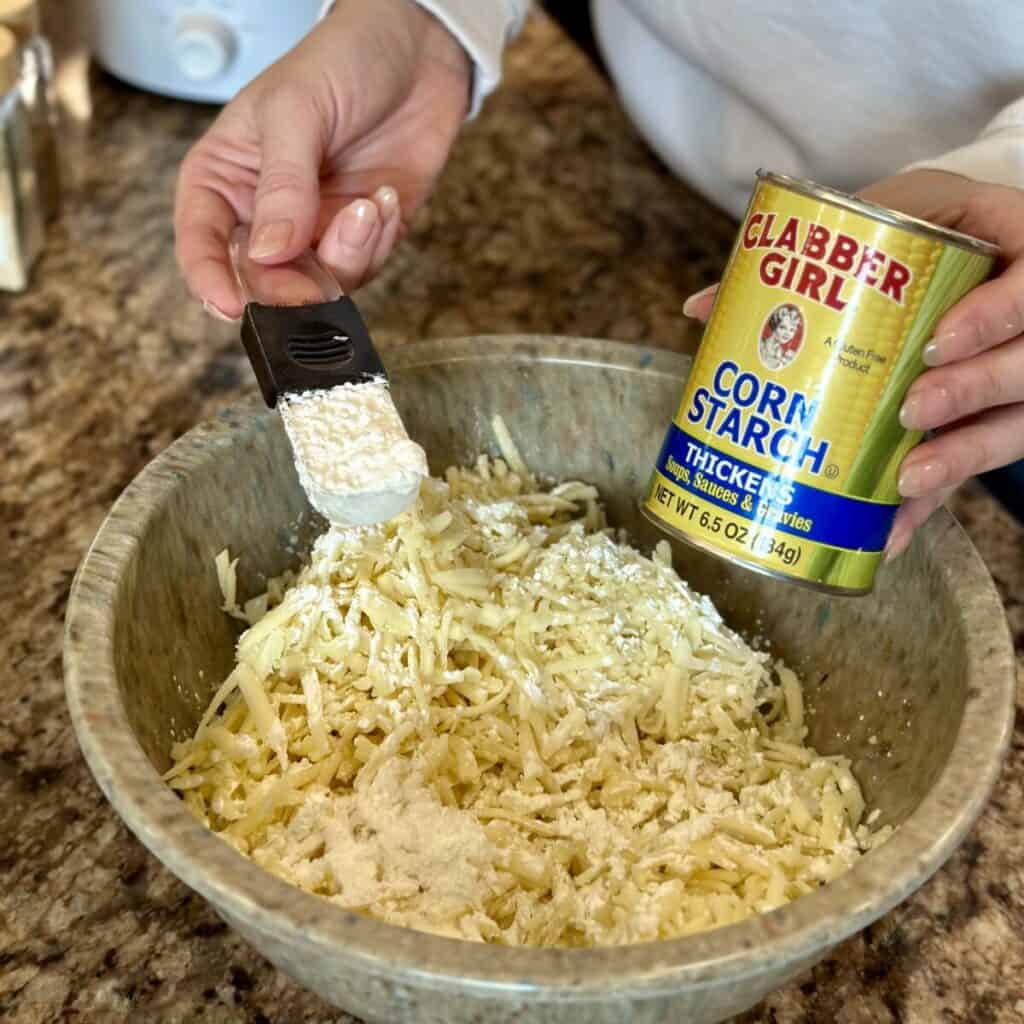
[229,225,343,307]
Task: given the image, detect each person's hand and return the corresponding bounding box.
[682,169,1024,559]
[174,0,471,319]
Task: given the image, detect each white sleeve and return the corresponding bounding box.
[414,1,529,117]
[905,97,1024,189]
[319,1,527,119]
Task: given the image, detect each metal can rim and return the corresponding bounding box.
[639,504,873,597]
[757,169,1001,259]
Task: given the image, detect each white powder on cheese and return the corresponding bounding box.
[279,379,428,527]
[170,427,892,947]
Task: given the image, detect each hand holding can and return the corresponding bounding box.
[648,170,998,594]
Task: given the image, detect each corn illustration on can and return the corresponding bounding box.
[643,170,998,594]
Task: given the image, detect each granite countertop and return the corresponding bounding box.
[2,5,1022,1022]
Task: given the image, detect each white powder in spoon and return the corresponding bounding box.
[278,379,428,527]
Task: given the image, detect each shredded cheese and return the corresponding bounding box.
[168,418,891,946]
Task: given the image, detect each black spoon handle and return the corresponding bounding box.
[241,298,386,408]
[229,225,387,408]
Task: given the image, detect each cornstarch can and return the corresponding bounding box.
[643,170,998,594]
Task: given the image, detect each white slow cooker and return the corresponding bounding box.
[84,0,324,103]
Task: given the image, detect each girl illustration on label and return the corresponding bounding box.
[759,303,804,370]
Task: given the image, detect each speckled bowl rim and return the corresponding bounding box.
[64,335,1015,998]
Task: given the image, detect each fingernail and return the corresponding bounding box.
[899,460,948,498]
[922,338,949,367]
[373,186,400,221]
[899,393,923,430]
[884,527,911,562]
[924,326,983,366]
[203,300,239,324]
[338,199,378,248]
[899,386,949,431]
[682,284,717,318]
[249,220,294,260]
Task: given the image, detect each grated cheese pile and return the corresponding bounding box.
[167,420,890,946]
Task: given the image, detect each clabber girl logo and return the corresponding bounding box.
[758,303,804,370]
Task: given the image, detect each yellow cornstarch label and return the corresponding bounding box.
[644,174,995,593]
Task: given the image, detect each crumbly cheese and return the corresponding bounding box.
[278,379,428,527]
[168,419,891,947]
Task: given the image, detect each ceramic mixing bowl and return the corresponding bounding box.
[64,336,1014,1024]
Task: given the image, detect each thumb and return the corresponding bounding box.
[248,88,326,263]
